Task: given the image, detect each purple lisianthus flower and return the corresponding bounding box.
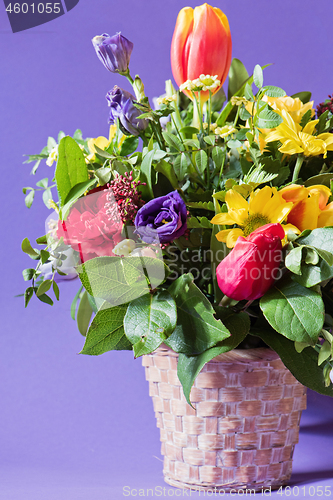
[135,191,187,244]
[92,32,133,74]
[106,86,148,136]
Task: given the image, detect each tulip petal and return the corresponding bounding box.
[187,4,230,86]
[279,184,308,203]
[170,7,194,87]
[318,208,333,228]
[307,185,331,210]
[287,196,321,231]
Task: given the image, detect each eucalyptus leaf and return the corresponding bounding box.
[21,238,39,258]
[195,150,208,174]
[262,85,286,97]
[77,290,93,336]
[253,64,264,89]
[25,190,35,208]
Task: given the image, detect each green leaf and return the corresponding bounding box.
[251,329,333,397]
[243,164,278,185]
[155,159,179,188]
[183,138,200,149]
[244,82,254,101]
[291,91,312,104]
[25,189,35,208]
[94,167,111,185]
[77,256,168,306]
[140,149,155,198]
[177,310,250,405]
[285,246,303,275]
[71,286,83,320]
[262,85,286,97]
[36,177,48,189]
[40,249,50,265]
[165,273,231,355]
[36,235,48,245]
[260,279,324,345]
[60,178,96,220]
[203,135,216,147]
[256,107,283,129]
[36,279,52,297]
[53,281,60,301]
[297,228,333,252]
[212,146,225,171]
[37,293,53,306]
[300,109,313,129]
[77,290,93,336]
[124,290,177,357]
[253,64,264,89]
[162,131,185,152]
[195,150,208,174]
[42,188,53,208]
[179,126,200,136]
[293,259,333,288]
[318,340,332,365]
[22,268,35,281]
[228,58,249,101]
[55,136,89,206]
[21,238,39,258]
[173,153,189,182]
[304,173,333,187]
[187,217,212,229]
[119,136,139,156]
[94,145,113,159]
[24,287,34,308]
[80,304,131,354]
[186,201,215,211]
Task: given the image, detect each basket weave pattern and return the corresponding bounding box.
[142,345,307,492]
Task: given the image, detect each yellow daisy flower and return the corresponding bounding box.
[210,185,295,248]
[265,109,333,158]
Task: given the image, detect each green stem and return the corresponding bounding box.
[218,147,227,187]
[207,91,212,133]
[292,155,305,182]
[125,72,134,85]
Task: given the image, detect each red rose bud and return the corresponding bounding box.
[171,3,232,100]
[216,223,285,301]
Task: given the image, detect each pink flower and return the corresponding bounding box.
[216,223,285,301]
[57,188,123,262]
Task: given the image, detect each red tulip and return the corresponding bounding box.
[171,3,232,100]
[216,223,285,301]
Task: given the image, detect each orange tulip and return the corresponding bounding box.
[171,3,232,101]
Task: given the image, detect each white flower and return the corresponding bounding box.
[46,146,58,167]
[113,239,136,257]
[215,125,237,138]
[156,94,177,106]
[39,247,78,282]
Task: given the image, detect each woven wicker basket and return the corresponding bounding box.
[142,344,307,492]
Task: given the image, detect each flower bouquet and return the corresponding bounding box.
[21,2,333,491]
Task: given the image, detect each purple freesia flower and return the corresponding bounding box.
[135,191,187,244]
[106,86,148,136]
[92,32,133,74]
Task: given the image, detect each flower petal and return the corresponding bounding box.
[225,189,248,211]
[211,213,237,225]
[248,186,272,215]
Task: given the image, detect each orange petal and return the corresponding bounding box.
[287,196,321,231]
[307,185,331,210]
[279,184,308,203]
[318,208,333,227]
[187,4,231,88]
[170,7,194,87]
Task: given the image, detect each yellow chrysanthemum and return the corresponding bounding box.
[264,95,315,124]
[265,109,333,158]
[210,186,296,248]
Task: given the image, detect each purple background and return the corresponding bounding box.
[1,0,333,498]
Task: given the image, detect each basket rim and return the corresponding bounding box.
[151,344,280,363]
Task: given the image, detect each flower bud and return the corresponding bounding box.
[92,32,133,74]
[171,4,232,101]
[106,86,148,136]
[216,223,285,301]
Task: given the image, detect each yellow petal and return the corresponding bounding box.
[211,213,237,225]
[248,186,272,214]
[226,228,244,248]
[279,139,304,155]
[228,208,248,225]
[279,184,308,203]
[225,189,249,211]
[318,208,333,227]
[270,203,293,224]
[302,119,319,135]
[308,185,331,210]
[287,196,320,231]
